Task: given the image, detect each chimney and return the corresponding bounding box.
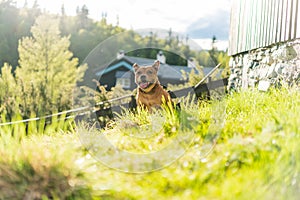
[117,50,125,59]
[156,50,166,64]
[188,57,196,68]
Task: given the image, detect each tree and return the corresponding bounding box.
[218,51,230,78]
[76,4,91,29]
[0,63,19,117]
[0,0,20,68]
[208,35,218,65]
[15,15,86,116]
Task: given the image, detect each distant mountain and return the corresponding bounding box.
[186,9,230,40]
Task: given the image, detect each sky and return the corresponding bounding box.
[16,0,231,50]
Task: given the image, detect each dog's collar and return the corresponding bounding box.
[139,83,159,94]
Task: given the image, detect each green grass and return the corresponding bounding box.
[0,87,299,199]
[0,133,92,200]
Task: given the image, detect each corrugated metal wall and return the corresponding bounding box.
[228,0,300,55]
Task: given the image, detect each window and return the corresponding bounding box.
[116,78,131,89]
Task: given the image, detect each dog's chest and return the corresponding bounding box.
[137,92,161,103]
[136,88,167,107]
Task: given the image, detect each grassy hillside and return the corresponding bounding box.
[0,88,299,199]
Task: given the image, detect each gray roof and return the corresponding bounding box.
[121,56,203,79]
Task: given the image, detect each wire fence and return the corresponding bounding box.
[0,95,134,127]
[0,64,227,127]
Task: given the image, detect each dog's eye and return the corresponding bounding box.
[147,71,153,75]
[136,71,142,75]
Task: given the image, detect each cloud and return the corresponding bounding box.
[186,9,230,40]
[17,0,231,41]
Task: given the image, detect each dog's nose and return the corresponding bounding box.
[140,75,147,81]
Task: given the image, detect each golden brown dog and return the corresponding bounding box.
[133,60,171,111]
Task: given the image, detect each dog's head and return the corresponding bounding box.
[133,60,160,93]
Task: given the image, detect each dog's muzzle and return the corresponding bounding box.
[139,81,151,89]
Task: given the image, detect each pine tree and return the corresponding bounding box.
[15,15,86,115]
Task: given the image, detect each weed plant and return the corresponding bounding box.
[0,87,299,199]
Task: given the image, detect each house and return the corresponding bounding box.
[228,0,300,91]
[95,51,209,90]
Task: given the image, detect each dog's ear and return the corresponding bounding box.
[133,63,139,72]
[152,60,160,71]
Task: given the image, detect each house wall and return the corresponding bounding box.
[100,70,117,90]
[229,0,300,56]
[228,38,300,91]
[228,0,300,90]
[99,66,133,90]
